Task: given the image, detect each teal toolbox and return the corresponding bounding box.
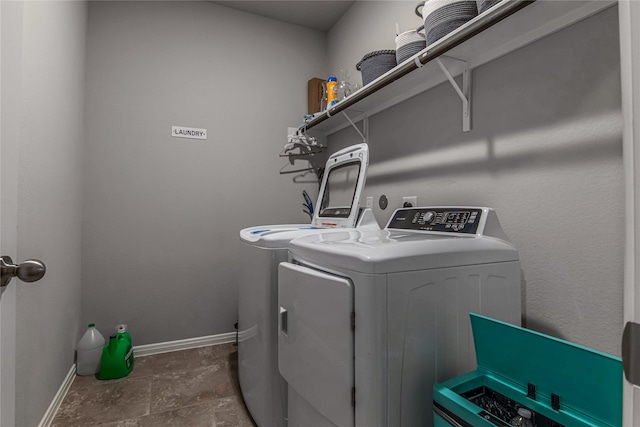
[433,313,623,427]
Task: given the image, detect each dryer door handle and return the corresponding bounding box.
[279,306,289,338]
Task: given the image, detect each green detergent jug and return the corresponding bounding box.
[98,332,134,380]
[115,324,132,349]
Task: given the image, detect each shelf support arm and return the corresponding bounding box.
[342,111,368,143]
[436,57,472,132]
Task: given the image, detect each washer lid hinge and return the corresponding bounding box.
[351,387,356,406]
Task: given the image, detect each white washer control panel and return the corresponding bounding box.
[387,207,482,234]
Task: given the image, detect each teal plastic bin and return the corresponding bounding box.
[434,313,623,426]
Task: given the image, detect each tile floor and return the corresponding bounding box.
[52,343,257,426]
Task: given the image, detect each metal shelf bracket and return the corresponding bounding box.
[342,111,368,143]
[436,56,472,132]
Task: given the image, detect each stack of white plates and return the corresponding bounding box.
[422,0,478,45]
[395,29,427,64]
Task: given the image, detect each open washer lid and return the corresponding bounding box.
[239,143,371,247]
[311,143,369,229]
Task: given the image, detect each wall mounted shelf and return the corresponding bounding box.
[301,0,616,136]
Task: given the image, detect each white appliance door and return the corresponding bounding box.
[312,143,368,229]
[278,262,354,427]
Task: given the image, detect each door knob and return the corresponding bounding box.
[0,256,46,288]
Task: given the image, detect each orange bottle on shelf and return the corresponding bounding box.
[326,76,338,108]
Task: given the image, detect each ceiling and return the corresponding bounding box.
[209,1,355,32]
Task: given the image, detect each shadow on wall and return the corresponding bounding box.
[525,316,569,342]
[365,109,622,186]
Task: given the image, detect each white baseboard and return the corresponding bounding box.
[39,331,237,426]
[38,364,76,427]
[132,331,236,357]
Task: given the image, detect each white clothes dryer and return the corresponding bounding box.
[238,143,378,427]
[278,207,522,427]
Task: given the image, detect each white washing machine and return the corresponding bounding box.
[238,143,378,427]
[278,206,522,427]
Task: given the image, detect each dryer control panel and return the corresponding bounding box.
[386,207,483,234]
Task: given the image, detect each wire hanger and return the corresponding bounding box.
[279,125,325,157]
[279,163,315,175]
[293,168,324,184]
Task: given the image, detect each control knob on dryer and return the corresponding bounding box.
[424,211,436,223]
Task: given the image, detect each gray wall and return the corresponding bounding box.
[13,1,87,425]
[83,1,326,345]
[327,4,623,356]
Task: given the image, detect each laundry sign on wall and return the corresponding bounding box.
[171,126,207,140]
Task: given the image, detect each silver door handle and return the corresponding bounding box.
[0,256,46,288]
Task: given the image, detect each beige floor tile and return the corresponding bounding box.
[129,343,236,380]
[212,395,257,427]
[149,362,235,414]
[103,401,217,427]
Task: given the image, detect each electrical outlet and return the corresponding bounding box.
[403,196,417,208]
[366,197,373,208]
